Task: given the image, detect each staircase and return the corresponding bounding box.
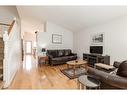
[0,37,4,89]
[0,19,16,88]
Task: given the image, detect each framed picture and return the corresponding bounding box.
[91,33,104,45]
[52,34,62,44]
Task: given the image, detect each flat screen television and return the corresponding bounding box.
[90,46,103,54]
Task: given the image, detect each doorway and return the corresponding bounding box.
[25,41,32,55]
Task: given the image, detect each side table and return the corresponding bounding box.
[78,75,100,89]
[38,56,49,65]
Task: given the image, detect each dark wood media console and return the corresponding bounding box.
[83,53,110,66]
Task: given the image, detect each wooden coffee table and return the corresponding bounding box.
[66,60,87,77]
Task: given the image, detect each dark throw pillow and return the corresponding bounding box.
[64,50,71,56]
[113,61,121,68]
[117,60,127,77]
[58,50,64,57]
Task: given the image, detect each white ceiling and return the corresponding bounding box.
[17,6,127,32]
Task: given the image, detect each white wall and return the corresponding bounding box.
[37,21,73,53]
[21,20,44,39]
[21,20,44,54]
[74,15,127,64]
[0,6,21,87]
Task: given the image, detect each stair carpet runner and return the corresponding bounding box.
[0,37,4,89]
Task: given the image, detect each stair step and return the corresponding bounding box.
[0,57,4,61]
[0,81,4,89]
[0,74,3,79]
[0,66,3,70]
[0,40,4,47]
[0,42,4,47]
[0,60,3,63]
[0,41,4,44]
[0,38,4,43]
[0,67,3,70]
[0,37,2,39]
[0,61,3,65]
[0,48,4,53]
[0,54,4,61]
[0,38,3,41]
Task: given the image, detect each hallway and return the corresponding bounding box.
[9,55,77,89]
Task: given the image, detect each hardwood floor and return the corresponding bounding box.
[9,55,78,89]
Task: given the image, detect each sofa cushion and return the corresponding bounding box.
[60,56,69,61]
[52,56,69,62]
[64,49,71,56]
[68,56,77,60]
[57,50,65,57]
[117,61,127,77]
[52,57,63,61]
[47,50,58,58]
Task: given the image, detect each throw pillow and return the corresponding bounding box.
[117,61,127,77]
[58,50,64,57]
[64,50,71,56]
[110,68,118,75]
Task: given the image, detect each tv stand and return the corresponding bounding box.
[83,53,110,66]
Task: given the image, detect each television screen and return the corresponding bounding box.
[90,46,103,54]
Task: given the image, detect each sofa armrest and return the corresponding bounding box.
[46,54,53,59]
[87,67,108,80]
[107,74,127,89]
[87,67,127,89]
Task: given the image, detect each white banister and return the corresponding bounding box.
[1,17,22,88]
[3,31,9,88]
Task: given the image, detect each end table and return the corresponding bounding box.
[38,56,49,65]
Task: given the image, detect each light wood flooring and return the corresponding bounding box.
[9,55,78,89]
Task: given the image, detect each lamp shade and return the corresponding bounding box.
[42,48,46,52]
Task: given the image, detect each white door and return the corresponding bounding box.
[25,41,32,54]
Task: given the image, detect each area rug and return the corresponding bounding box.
[61,67,87,79]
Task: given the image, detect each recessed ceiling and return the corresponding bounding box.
[17,6,127,32]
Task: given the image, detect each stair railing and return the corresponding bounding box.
[0,18,16,35]
[3,31,9,88]
[2,18,16,88]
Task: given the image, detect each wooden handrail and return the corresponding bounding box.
[8,20,15,34]
[0,23,11,26]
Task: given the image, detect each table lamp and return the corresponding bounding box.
[42,48,46,56]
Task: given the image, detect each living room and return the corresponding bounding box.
[0,0,127,95]
[14,6,127,89]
